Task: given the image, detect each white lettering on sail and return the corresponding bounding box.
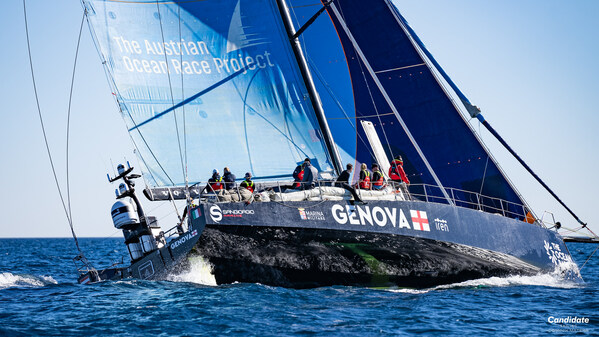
[112,36,274,77]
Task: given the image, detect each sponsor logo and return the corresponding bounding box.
[209,205,255,223]
[434,218,449,232]
[410,210,430,232]
[544,240,573,266]
[331,205,432,231]
[298,208,325,221]
[138,260,155,280]
[210,205,222,222]
[299,208,307,220]
[171,229,199,250]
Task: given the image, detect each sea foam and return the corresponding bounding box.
[167,255,217,286]
[0,272,57,289]
[387,268,583,294]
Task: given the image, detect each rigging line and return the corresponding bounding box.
[330,3,454,205]
[291,3,323,9]
[245,102,312,158]
[288,5,333,163]
[156,1,187,183]
[333,4,399,175]
[580,244,599,271]
[307,57,379,166]
[125,105,176,185]
[82,9,173,186]
[128,134,162,186]
[242,69,264,175]
[291,0,333,40]
[23,0,82,254]
[478,115,591,230]
[351,26,396,168]
[177,5,191,206]
[278,0,343,175]
[66,10,86,238]
[479,156,490,195]
[389,4,538,218]
[147,200,170,214]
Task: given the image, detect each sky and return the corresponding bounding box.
[0,0,597,241]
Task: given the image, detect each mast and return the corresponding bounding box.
[275,0,343,176]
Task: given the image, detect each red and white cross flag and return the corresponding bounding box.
[410,210,430,231]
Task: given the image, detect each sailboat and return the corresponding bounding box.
[76,0,585,287]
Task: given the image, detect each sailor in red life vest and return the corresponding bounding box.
[371,163,385,190]
[240,172,255,193]
[389,155,410,185]
[356,163,371,189]
[292,158,309,189]
[208,169,224,192]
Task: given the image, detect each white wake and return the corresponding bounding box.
[0,272,57,289]
[167,255,217,286]
[388,270,582,294]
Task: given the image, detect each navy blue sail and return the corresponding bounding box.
[82,0,334,187]
[290,0,529,218]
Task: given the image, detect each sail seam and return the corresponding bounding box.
[333,4,396,171]
[375,63,426,74]
[326,112,395,120]
[330,2,454,205]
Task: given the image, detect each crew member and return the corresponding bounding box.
[357,163,371,190]
[207,169,224,193]
[335,163,364,203]
[371,163,385,190]
[292,158,309,189]
[301,158,318,190]
[240,172,255,193]
[223,167,237,191]
[389,155,411,197]
[389,155,410,185]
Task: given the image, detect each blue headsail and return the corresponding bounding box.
[290,0,529,218]
[83,0,334,187]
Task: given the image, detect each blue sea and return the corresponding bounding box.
[0,238,597,336]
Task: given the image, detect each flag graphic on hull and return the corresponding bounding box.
[410,210,430,231]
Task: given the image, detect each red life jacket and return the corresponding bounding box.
[358,170,371,189]
[210,176,223,191]
[293,169,304,189]
[389,159,409,184]
[389,159,402,180]
[242,180,254,193]
[372,171,384,187]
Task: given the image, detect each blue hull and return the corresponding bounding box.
[192,199,579,288]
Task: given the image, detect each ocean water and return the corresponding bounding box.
[0,238,597,336]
